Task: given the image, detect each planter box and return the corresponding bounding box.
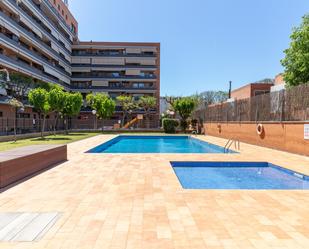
[0,145,67,189]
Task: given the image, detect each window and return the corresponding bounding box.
[133,83,145,88]
[58,5,60,10]
[53,0,56,4]
[66,15,68,20]
[62,10,64,16]
[0,111,3,118]
[17,113,30,118]
[254,90,270,96]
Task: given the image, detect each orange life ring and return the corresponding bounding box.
[256,123,264,135]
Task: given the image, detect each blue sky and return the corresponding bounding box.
[69,0,308,96]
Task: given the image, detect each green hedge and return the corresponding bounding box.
[162,118,179,133]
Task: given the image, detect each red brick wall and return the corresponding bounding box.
[0,104,35,119]
[48,0,78,34]
[204,122,309,156]
[274,74,285,86]
[231,83,273,99]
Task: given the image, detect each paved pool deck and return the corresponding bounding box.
[0,134,308,249]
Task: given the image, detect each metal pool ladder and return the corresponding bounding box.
[224,138,240,153]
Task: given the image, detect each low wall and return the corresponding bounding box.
[204,122,309,156]
[0,145,67,189]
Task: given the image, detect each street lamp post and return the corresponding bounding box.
[92,110,97,130]
[0,69,10,82]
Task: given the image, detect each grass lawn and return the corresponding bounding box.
[0,132,100,152]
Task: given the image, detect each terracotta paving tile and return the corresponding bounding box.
[0,134,308,249]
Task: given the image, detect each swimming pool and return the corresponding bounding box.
[88,135,235,153]
[171,162,309,190]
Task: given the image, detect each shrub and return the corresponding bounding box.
[163,118,179,133]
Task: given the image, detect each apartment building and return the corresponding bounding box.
[0,0,160,127]
[71,41,160,123]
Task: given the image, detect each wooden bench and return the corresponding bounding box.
[0,145,67,189]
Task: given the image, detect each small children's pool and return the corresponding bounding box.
[87,135,236,153]
[171,162,309,190]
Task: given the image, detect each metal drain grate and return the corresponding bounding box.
[0,212,61,242]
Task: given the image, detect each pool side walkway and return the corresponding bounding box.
[0,134,308,249]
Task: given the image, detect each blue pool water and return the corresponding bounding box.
[88,136,235,153]
[171,162,309,190]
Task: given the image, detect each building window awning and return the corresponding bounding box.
[20,16,42,39]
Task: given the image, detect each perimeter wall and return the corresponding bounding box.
[203,122,309,156]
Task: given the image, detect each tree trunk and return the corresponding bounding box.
[122,112,126,127]
[65,117,68,135]
[41,115,46,138]
[13,107,17,142]
[53,113,58,136]
[101,119,104,133]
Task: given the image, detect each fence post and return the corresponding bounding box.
[280,90,285,122]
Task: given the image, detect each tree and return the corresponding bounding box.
[48,85,66,134]
[198,91,229,107]
[138,96,156,128]
[86,93,115,131]
[62,92,83,134]
[4,73,34,102]
[28,88,50,138]
[281,14,309,86]
[8,98,24,142]
[172,97,197,131]
[116,95,137,127]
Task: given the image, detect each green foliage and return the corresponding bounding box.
[138,96,156,113]
[86,93,116,120]
[63,92,83,117]
[116,95,136,112]
[48,85,66,113]
[198,91,229,106]
[28,88,50,114]
[116,95,137,125]
[281,14,309,86]
[5,72,34,101]
[162,118,179,133]
[8,98,23,109]
[138,96,157,128]
[28,88,51,137]
[36,81,54,91]
[172,97,197,131]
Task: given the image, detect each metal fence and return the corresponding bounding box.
[194,84,309,122]
[0,116,160,136]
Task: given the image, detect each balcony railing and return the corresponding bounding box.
[71,64,157,69]
[71,85,156,91]
[41,0,76,37]
[71,51,157,58]
[6,0,72,55]
[0,53,70,90]
[0,11,71,67]
[0,33,71,78]
[71,75,157,80]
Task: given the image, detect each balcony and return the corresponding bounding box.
[0,33,71,79]
[39,0,76,38]
[0,53,70,90]
[70,83,157,94]
[5,0,72,54]
[71,64,157,70]
[71,74,157,81]
[71,51,157,58]
[0,11,71,66]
